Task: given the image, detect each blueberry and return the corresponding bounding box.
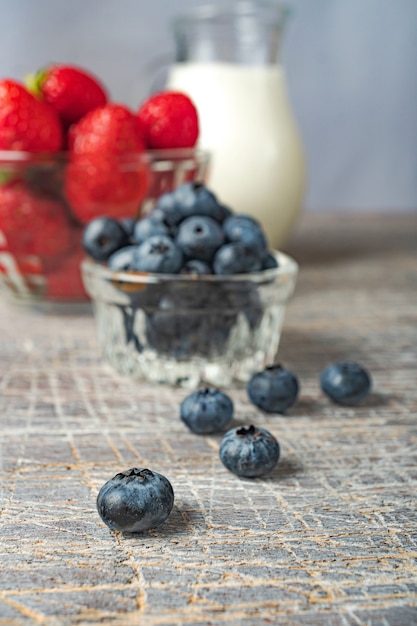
[143,281,239,357]
[155,183,229,226]
[82,216,129,262]
[145,282,213,348]
[132,235,183,273]
[118,306,143,352]
[166,280,211,308]
[133,215,170,245]
[154,192,184,228]
[107,245,137,271]
[320,361,372,405]
[262,252,279,270]
[145,296,203,356]
[247,364,299,413]
[180,259,212,275]
[176,216,225,262]
[219,424,280,478]
[198,312,237,356]
[219,204,233,221]
[226,214,260,229]
[173,182,228,223]
[149,207,179,238]
[213,243,263,275]
[218,282,264,329]
[119,217,136,240]
[188,284,238,353]
[180,387,234,434]
[96,468,174,533]
[224,214,268,255]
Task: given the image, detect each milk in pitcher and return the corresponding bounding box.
[167,62,306,248]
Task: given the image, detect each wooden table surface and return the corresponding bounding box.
[0,214,416,626]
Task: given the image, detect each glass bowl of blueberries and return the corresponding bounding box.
[81,182,299,388]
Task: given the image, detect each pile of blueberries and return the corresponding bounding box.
[83,181,278,275]
[97,361,372,534]
[83,182,279,358]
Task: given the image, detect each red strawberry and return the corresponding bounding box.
[0,79,63,152]
[65,104,149,223]
[0,252,46,298]
[0,233,87,301]
[26,64,108,127]
[146,152,203,201]
[65,154,149,224]
[46,230,88,301]
[137,91,199,149]
[68,104,146,155]
[0,183,73,260]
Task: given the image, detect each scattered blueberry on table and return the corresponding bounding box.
[219,424,280,478]
[180,387,234,434]
[320,361,372,405]
[96,468,174,533]
[95,361,375,532]
[247,364,299,414]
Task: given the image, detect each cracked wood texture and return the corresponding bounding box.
[0,214,416,626]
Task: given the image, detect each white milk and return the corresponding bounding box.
[167,63,306,248]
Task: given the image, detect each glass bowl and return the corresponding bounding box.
[81,252,298,388]
[0,148,210,309]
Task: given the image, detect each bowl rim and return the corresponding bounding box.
[0,147,210,163]
[81,250,298,286]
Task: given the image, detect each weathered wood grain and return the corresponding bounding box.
[0,214,416,625]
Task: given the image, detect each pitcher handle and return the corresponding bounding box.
[131,53,174,104]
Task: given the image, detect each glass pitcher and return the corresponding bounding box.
[166,0,306,249]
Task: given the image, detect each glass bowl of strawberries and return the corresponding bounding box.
[80,182,299,389]
[0,65,209,308]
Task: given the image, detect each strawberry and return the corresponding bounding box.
[68,103,146,155]
[146,152,203,201]
[137,91,199,149]
[26,64,108,127]
[0,222,87,301]
[0,182,73,261]
[0,79,63,152]
[65,154,149,224]
[46,230,88,301]
[0,252,45,298]
[65,104,149,223]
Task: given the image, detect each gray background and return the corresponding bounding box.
[0,0,416,213]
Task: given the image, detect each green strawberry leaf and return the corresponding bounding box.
[25,68,48,99]
[0,168,15,186]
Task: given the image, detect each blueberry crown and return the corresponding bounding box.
[198,387,218,397]
[265,364,283,373]
[236,425,257,437]
[114,468,154,483]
